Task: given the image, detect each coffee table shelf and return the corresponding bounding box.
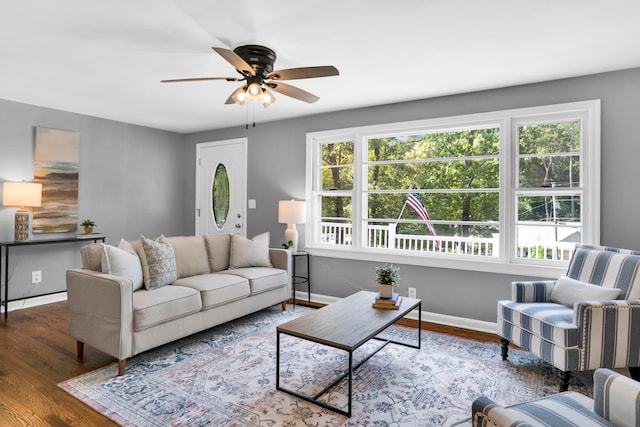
[275,290,421,417]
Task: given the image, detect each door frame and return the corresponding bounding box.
[195,138,248,236]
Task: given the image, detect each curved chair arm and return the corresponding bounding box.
[575,300,640,370]
[471,396,534,427]
[511,280,557,303]
[593,368,640,426]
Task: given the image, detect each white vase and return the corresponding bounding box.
[378,283,394,298]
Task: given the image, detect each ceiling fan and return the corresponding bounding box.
[161,45,339,108]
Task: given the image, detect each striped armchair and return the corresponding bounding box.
[498,244,640,391]
[464,368,640,427]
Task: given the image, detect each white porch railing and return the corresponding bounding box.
[321,221,574,261]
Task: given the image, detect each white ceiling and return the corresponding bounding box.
[1,0,639,134]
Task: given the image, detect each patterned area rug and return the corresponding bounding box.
[58,306,590,426]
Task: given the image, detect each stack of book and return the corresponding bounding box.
[372,292,402,310]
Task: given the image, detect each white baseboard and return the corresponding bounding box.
[0,292,68,314]
[294,291,498,335]
[3,290,497,335]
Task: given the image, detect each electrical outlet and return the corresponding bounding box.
[32,270,42,284]
[408,287,416,298]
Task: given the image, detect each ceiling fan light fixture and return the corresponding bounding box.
[261,89,276,108]
[246,83,263,101]
[231,86,248,105]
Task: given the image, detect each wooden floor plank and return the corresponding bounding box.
[1,300,500,425]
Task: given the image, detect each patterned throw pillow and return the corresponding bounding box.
[140,235,177,289]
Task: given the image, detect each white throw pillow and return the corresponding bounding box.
[229,232,272,268]
[549,275,621,307]
[101,243,144,291]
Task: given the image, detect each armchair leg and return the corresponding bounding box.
[500,338,510,360]
[629,367,640,382]
[559,370,571,392]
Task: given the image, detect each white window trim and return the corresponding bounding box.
[305,100,600,278]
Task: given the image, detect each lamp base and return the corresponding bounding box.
[15,210,30,241]
[284,224,299,253]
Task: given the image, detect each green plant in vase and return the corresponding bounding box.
[375,264,400,298]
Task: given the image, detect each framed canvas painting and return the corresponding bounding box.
[32,127,80,233]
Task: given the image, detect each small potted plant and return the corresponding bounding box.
[80,219,96,234]
[375,264,400,298]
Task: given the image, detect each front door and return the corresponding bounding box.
[195,138,247,236]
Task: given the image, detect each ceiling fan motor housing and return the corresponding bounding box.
[233,45,276,78]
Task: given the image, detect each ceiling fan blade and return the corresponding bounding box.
[161,77,241,83]
[212,47,255,76]
[267,66,339,81]
[267,82,320,103]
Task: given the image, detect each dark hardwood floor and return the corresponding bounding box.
[0,300,500,426]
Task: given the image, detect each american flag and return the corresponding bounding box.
[406,186,439,248]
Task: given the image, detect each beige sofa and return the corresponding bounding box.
[66,233,291,375]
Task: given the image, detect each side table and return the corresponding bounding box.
[1,234,106,318]
[292,251,310,307]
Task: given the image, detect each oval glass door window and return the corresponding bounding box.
[212,163,230,230]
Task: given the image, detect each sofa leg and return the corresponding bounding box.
[118,359,126,376]
[629,367,640,382]
[500,338,509,360]
[76,341,84,360]
[281,301,286,310]
[559,370,571,392]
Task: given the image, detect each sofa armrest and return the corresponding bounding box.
[511,280,557,303]
[269,248,292,291]
[471,396,533,427]
[594,368,640,426]
[575,300,640,369]
[66,269,134,360]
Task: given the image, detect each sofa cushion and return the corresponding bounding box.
[140,235,178,289]
[550,276,621,307]
[132,285,202,332]
[222,267,287,295]
[166,235,210,279]
[229,232,272,268]
[204,233,231,272]
[173,274,250,309]
[498,300,578,348]
[101,243,144,291]
[80,243,103,271]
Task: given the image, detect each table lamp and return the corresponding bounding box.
[278,200,306,253]
[2,182,43,241]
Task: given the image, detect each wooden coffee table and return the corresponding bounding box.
[275,290,422,417]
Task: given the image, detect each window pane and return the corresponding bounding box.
[368,192,500,223]
[517,195,581,222]
[368,128,499,161]
[321,195,352,219]
[519,121,580,155]
[322,141,354,166]
[519,155,580,188]
[368,159,499,190]
[515,224,581,261]
[322,166,353,190]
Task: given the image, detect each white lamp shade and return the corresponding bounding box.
[2,182,42,208]
[278,200,306,224]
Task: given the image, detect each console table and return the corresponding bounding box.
[0,234,106,318]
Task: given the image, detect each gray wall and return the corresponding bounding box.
[184,67,640,322]
[0,99,186,301]
[2,67,639,322]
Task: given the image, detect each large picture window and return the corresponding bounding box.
[306,101,600,274]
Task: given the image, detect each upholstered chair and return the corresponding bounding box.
[460,368,640,427]
[498,244,640,391]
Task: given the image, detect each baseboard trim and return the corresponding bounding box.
[1,292,68,314]
[295,291,497,335]
[3,290,496,335]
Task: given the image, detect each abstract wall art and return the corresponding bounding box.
[32,127,80,233]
